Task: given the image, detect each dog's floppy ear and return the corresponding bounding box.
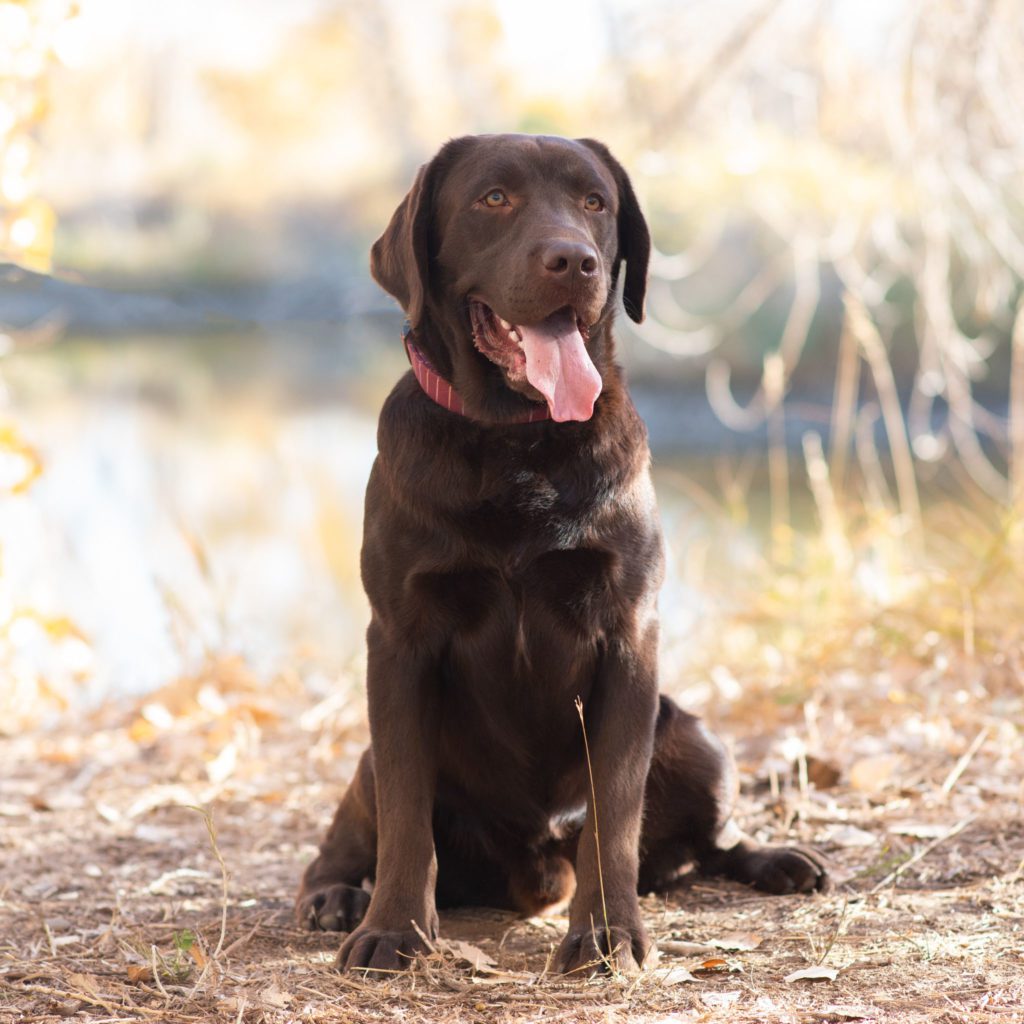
[370,161,436,328]
[577,138,651,324]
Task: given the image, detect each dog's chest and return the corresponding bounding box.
[461,457,610,551]
[436,458,653,636]
[419,545,617,645]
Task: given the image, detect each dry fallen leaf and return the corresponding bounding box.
[66,972,100,995]
[805,755,842,789]
[260,983,292,1008]
[888,821,949,839]
[128,717,159,743]
[146,867,212,896]
[695,957,733,972]
[660,940,717,957]
[257,790,288,803]
[850,754,903,794]
[206,742,238,783]
[700,990,742,1008]
[709,932,763,952]
[785,965,840,983]
[823,824,878,848]
[32,792,85,812]
[95,803,122,823]
[659,965,697,985]
[232,699,281,725]
[435,938,498,973]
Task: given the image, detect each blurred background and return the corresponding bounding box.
[2,0,1022,747]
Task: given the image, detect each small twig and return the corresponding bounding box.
[1010,857,1023,886]
[765,352,790,562]
[869,817,973,894]
[0,981,185,1019]
[846,293,923,540]
[654,0,783,130]
[1011,296,1024,526]
[816,897,849,966]
[804,430,851,571]
[410,918,438,956]
[828,290,863,499]
[187,805,230,959]
[854,401,893,513]
[574,696,612,966]
[41,919,56,957]
[220,916,264,958]
[797,751,810,804]
[537,943,555,983]
[940,726,990,798]
[150,944,170,1000]
[961,586,976,658]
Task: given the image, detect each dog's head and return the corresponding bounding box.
[371,134,650,423]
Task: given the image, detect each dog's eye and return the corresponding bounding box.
[482,189,509,208]
[584,194,605,212]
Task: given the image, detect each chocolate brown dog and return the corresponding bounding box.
[297,134,828,975]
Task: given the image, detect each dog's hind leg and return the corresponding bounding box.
[296,747,378,932]
[638,696,829,894]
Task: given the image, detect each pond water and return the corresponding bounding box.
[0,334,786,711]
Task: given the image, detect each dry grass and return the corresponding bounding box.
[2,527,1022,1024]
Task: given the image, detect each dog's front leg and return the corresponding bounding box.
[337,620,441,973]
[556,626,659,975]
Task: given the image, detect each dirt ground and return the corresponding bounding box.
[1,652,1022,1024]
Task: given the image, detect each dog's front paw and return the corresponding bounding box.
[707,838,830,894]
[297,883,371,932]
[554,919,651,976]
[336,924,432,974]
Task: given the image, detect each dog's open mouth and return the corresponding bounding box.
[469,301,603,422]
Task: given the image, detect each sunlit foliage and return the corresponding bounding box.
[0,0,79,271]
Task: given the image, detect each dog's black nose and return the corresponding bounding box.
[541,241,598,279]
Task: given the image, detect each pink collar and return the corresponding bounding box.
[404,333,549,424]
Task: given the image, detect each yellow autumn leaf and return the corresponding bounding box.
[0,424,43,493]
[128,717,159,744]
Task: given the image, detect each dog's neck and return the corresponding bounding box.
[403,324,550,424]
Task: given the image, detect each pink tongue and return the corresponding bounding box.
[516,308,602,422]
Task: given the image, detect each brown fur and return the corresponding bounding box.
[296,134,828,975]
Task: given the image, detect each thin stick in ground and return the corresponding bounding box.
[573,696,612,965]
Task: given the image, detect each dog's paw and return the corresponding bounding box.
[297,883,371,932]
[708,839,831,894]
[554,920,651,976]
[746,844,831,894]
[336,925,430,974]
